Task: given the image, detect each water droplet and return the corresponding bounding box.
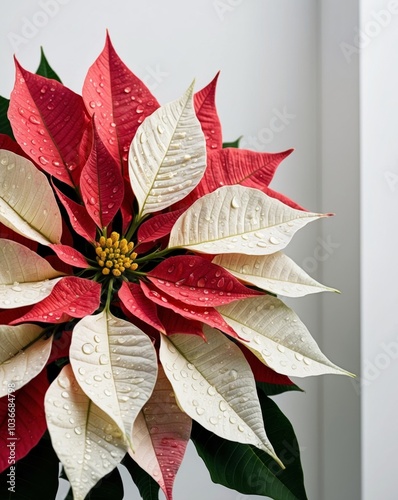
[93,335,100,343]
[209,416,218,425]
[303,357,311,366]
[231,196,240,208]
[103,371,112,379]
[124,87,131,93]
[295,353,303,361]
[82,343,94,355]
[136,104,144,114]
[207,386,216,396]
[99,354,109,365]
[196,407,205,416]
[104,389,112,397]
[38,156,49,166]
[238,425,245,432]
[78,367,86,376]
[89,101,96,108]
[61,391,69,399]
[29,115,40,124]
[269,236,279,245]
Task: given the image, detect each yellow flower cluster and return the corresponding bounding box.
[95,232,138,277]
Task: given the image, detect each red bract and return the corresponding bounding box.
[148,255,262,307]
[82,32,160,176]
[0,370,49,472]
[194,72,222,151]
[8,60,90,187]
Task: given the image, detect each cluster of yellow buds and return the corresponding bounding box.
[95,232,138,277]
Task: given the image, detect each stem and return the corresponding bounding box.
[104,278,114,312]
[134,246,172,263]
[125,214,141,242]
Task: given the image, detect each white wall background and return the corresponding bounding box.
[0,1,375,499]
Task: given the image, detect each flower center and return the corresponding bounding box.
[95,231,138,277]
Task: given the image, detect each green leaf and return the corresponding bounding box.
[63,468,124,500]
[256,381,303,397]
[36,48,62,82]
[0,433,59,500]
[86,467,124,499]
[122,454,160,500]
[191,390,307,500]
[0,97,14,139]
[223,136,242,148]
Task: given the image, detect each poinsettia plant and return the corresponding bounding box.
[0,34,352,500]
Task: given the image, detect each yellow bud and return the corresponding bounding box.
[102,268,110,275]
[105,260,113,268]
[112,269,121,277]
[95,247,103,256]
[106,238,113,248]
[131,263,138,271]
[99,236,106,247]
[111,232,119,243]
[97,260,104,267]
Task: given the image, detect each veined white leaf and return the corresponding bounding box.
[45,365,126,500]
[130,365,192,499]
[159,328,283,467]
[218,295,353,377]
[0,323,51,397]
[168,185,326,255]
[213,252,338,297]
[129,83,206,219]
[0,238,64,308]
[0,150,62,245]
[70,310,158,446]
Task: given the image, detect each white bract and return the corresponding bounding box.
[218,295,353,378]
[69,310,158,446]
[213,251,337,297]
[129,83,206,219]
[0,149,62,245]
[160,327,283,467]
[0,324,52,396]
[168,185,325,255]
[0,238,63,308]
[45,365,126,500]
